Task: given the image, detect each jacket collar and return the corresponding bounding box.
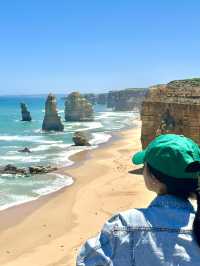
[149,194,194,211]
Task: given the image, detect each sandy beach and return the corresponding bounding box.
[0,122,155,266]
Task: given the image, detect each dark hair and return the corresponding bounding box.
[147,163,200,247]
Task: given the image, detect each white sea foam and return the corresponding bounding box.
[7,150,19,155]
[0,174,74,211]
[32,174,73,196]
[31,143,71,152]
[0,135,63,144]
[0,154,46,162]
[89,132,112,145]
[1,174,13,178]
[30,145,50,152]
[58,110,64,114]
[54,148,86,165]
[64,121,103,132]
[81,121,103,130]
[96,111,137,120]
[34,129,42,133]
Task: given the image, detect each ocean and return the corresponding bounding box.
[0,95,138,211]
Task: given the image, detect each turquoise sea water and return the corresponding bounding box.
[0,95,138,210]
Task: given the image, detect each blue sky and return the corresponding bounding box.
[1,0,200,95]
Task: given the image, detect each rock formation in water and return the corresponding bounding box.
[18,147,31,153]
[72,131,91,146]
[107,88,147,111]
[28,165,58,174]
[42,94,64,131]
[141,78,200,148]
[65,92,94,121]
[0,164,58,176]
[2,164,27,175]
[20,103,32,121]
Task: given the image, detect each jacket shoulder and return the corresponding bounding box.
[76,208,148,265]
[107,208,149,229]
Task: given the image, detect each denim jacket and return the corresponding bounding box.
[76,195,200,266]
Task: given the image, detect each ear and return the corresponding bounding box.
[185,162,200,172]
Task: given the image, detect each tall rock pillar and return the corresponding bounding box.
[20,103,32,121]
[42,94,64,131]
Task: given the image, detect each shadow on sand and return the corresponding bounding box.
[128,167,143,175]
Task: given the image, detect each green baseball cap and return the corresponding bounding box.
[132,134,200,179]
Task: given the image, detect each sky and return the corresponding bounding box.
[1,0,200,95]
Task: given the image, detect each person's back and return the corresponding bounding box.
[76,134,200,265]
[77,195,199,265]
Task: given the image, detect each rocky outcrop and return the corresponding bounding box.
[72,131,91,146]
[107,88,147,111]
[0,164,58,176]
[20,103,32,121]
[65,92,94,121]
[42,94,64,131]
[28,165,57,174]
[18,147,31,153]
[2,164,27,175]
[141,78,200,148]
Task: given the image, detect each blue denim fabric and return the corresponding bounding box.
[76,194,200,266]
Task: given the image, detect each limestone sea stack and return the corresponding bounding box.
[42,93,64,131]
[141,78,200,148]
[65,92,94,121]
[20,103,32,121]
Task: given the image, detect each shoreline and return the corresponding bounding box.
[0,120,137,214]
[0,120,155,266]
[0,126,125,229]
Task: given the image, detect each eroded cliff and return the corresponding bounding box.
[141,78,200,148]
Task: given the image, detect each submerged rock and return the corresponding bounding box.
[72,131,91,146]
[28,165,58,174]
[65,92,94,121]
[0,164,58,176]
[42,93,64,131]
[20,103,32,121]
[1,164,28,175]
[18,147,31,153]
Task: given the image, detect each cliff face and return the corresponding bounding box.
[42,94,64,131]
[65,92,94,121]
[20,103,32,121]
[83,93,96,105]
[107,88,147,111]
[96,93,107,105]
[141,78,200,148]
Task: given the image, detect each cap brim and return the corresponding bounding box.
[132,150,146,165]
